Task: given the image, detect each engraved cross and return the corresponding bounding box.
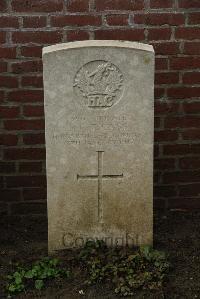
[77,151,123,223]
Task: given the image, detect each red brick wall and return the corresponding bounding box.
[1,0,200,216]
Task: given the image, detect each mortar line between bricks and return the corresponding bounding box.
[2,24,200,30]
[2,10,200,16]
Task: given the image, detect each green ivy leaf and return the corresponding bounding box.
[35,279,44,290]
[24,270,34,279]
[8,284,16,293]
[15,276,22,285]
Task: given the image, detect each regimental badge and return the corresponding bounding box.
[73,60,124,108]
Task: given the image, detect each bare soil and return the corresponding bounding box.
[0,211,200,298]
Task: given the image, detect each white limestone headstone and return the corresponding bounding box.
[43,40,154,253]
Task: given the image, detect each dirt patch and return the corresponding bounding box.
[0,211,200,298]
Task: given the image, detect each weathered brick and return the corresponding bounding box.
[5,148,45,160]
[0,0,7,12]
[0,32,6,43]
[176,28,200,40]
[10,202,47,215]
[179,157,200,169]
[148,28,171,41]
[23,105,44,117]
[182,72,200,84]
[12,31,62,44]
[0,162,16,173]
[179,184,200,197]
[96,0,144,11]
[182,129,200,140]
[23,188,46,200]
[0,106,20,118]
[95,29,145,40]
[67,30,90,41]
[163,171,200,184]
[155,159,175,170]
[0,62,7,73]
[19,162,43,173]
[7,90,44,103]
[0,76,18,88]
[155,102,179,115]
[12,0,63,12]
[0,190,21,201]
[154,87,165,99]
[154,198,166,209]
[188,12,200,24]
[184,42,200,55]
[0,177,4,188]
[0,47,16,59]
[154,171,161,184]
[154,145,159,157]
[0,202,9,216]
[51,15,102,27]
[168,198,200,210]
[23,133,45,145]
[21,76,43,88]
[178,0,200,9]
[154,185,177,197]
[170,57,200,70]
[183,102,200,114]
[163,144,200,156]
[154,130,178,141]
[67,0,89,12]
[155,58,168,70]
[154,117,161,128]
[6,175,46,188]
[188,145,200,155]
[134,13,184,26]
[0,134,18,146]
[23,16,46,28]
[167,87,200,99]
[106,14,129,26]
[12,60,42,73]
[0,17,19,28]
[165,116,200,128]
[153,42,180,55]
[0,91,5,104]
[155,72,179,84]
[20,46,43,58]
[150,0,173,8]
[4,119,44,130]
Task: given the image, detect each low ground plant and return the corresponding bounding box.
[79,241,170,297]
[6,241,169,297]
[6,257,70,297]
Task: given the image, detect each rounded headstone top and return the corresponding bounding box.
[42,40,154,56]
